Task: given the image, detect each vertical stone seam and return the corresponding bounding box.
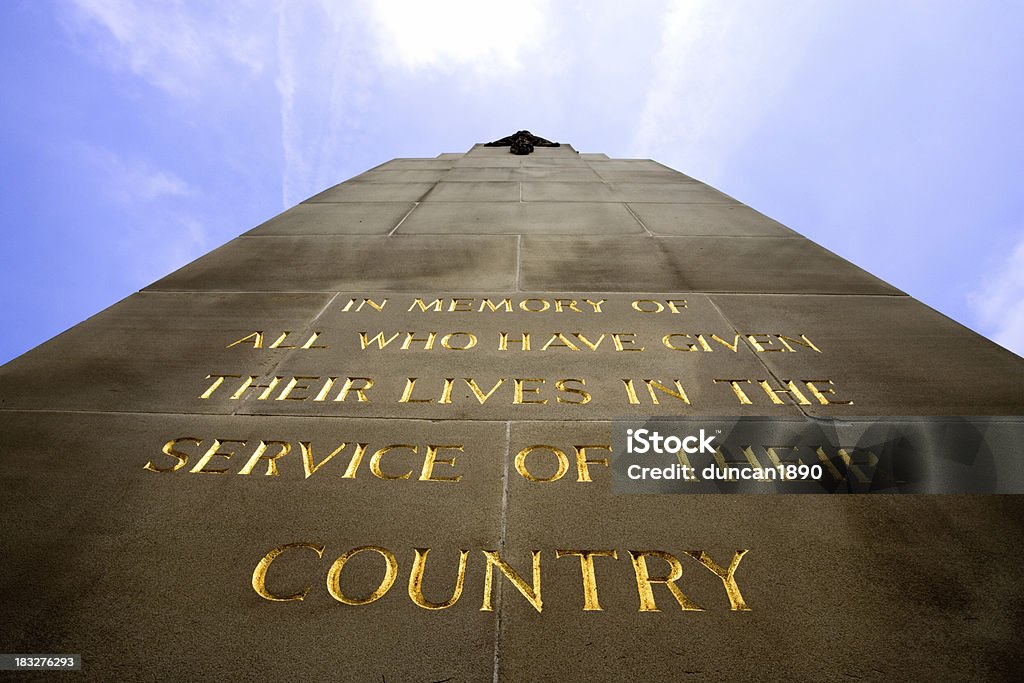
[706,295,814,418]
[387,202,419,236]
[515,235,522,292]
[623,202,654,237]
[492,420,512,683]
[229,291,341,416]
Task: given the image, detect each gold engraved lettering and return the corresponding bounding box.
[408,298,443,312]
[573,332,606,350]
[465,378,505,404]
[448,298,474,312]
[665,299,687,313]
[199,373,241,399]
[276,376,318,401]
[420,445,463,482]
[401,331,437,350]
[574,445,610,482]
[334,377,373,402]
[238,440,291,476]
[226,331,264,349]
[555,378,591,405]
[541,333,580,351]
[189,439,247,474]
[740,446,765,470]
[715,379,753,405]
[359,331,400,349]
[515,445,569,482]
[839,448,875,483]
[628,550,703,612]
[520,298,550,312]
[757,380,812,406]
[804,379,854,405]
[369,445,417,480]
[441,332,477,350]
[706,334,741,352]
[498,331,531,351]
[327,546,398,605]
[776,334,821,353]
[252,542,325,602]
[684,550,751,611]
[481,550,543,613]
[145,437,201,472]
[611,333,644,351]
[399,378,433,403]
[555,550,618,611]
[632,299,664,313]
[584,298,606,313]
[300,332,328,349]
[746,334,783,352]
[228,376,282,401]
[622,379,641,404]
[313,377,337,402]
[268,332,296,349]
[479,298,513,312]
[662,333,697,351]
[439,378,455,404]
[342,444,369,479]
[514,378,548,404]
[814,447,844,481]
[342,298,387,312]
[643,379,690,405]
[299,441,347,478]
[408,548,469,610]
[554,298,583,312]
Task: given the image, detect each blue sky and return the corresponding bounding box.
[2,0,1023,364]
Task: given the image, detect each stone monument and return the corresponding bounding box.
[2,135,1023,679]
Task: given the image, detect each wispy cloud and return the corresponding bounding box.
[80,144,192,204]
[64,0,266,97]
[968,238,1024,357]
[78,143,208,281]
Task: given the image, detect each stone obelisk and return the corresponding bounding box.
[1,133,1022,680]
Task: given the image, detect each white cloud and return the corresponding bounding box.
[366,0,551,73]
[968,238,1024,357]
[80,144,192,204]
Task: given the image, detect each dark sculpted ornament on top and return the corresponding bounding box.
[484,130,560,155]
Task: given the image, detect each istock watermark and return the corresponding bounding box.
[611,416,1024,494]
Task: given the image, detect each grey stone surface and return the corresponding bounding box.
[629,202,799,236]
[397,202,643,234]
[349,169,449,183]
[709,293,1024,415]
[245,202,414,236]
[609,182,739,203]
[522,181,619,202]
[586,159,675,171]
[221,292,799,420]
[520,236,904,294]
[2,141,1022,681]
[0,292,333,413]
[591,169,699,183]
[375,158,455,170]
[0,411,504,681]
[499,420,1024,680]
[145,235,518,291]
[304,182,436,203]
[421,180,520,201]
